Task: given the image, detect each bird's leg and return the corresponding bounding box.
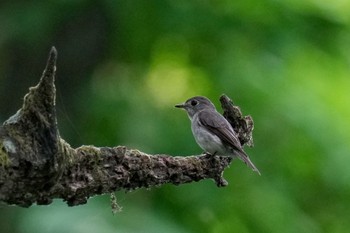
[203,151,217,158]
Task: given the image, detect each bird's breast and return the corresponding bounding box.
[191,117,227,155]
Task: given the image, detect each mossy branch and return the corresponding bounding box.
[0,47,254,207]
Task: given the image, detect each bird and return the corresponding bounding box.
[175,96,260,175]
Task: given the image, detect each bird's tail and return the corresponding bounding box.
[235,150,261,175]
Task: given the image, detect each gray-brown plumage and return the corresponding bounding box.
[176,96,260,175]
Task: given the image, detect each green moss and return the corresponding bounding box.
[78,146,102,160]
[76,145,105,179]
[0,141,11,167]
[59,138,76,164]
[79,145,101,155]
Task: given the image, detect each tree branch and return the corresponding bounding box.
[0,47,254,207]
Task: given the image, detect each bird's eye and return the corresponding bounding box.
[190,100,198,106]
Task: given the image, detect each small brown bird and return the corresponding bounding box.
[176,96,260,175]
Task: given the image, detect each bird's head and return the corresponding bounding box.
[175,96,216,118]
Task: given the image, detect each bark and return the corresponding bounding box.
[0,47,254,207]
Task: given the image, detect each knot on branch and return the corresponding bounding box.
[220,94,254,147]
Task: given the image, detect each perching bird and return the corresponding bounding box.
[175,96,260,175]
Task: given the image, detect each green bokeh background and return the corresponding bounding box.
[1,1,350,233]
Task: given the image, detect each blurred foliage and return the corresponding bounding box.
[1,0,350,233]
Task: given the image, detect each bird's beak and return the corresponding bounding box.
[175,103,186,108]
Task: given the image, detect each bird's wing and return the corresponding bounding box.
[198,110,242,151]
[198,110,261,175]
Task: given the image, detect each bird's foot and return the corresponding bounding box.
[203,151,217,159]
